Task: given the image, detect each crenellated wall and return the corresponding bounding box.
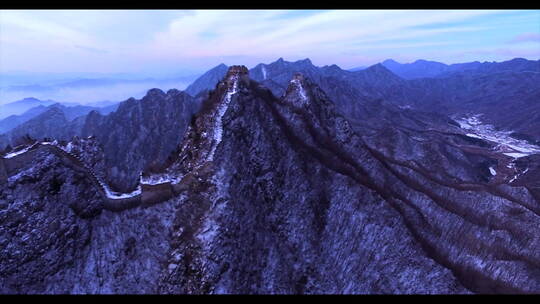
[0,142,188,214]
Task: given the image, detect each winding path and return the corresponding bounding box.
[0,141,183,212]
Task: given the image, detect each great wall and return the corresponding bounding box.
[0,141,190,213]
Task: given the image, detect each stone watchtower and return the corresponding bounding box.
[225,65,250,86]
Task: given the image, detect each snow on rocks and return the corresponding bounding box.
[489,167,497,176]
[456,114,540,159]
[288,73,309,106]
[509,167,530,184]
[207,73,239,162]
[4,140,144,200]
[465,133,482,139]
[3,145,34,159]
[140,173,183,186]
[503,152,530,158]
[262,65,267,80]
[102,183,141,199]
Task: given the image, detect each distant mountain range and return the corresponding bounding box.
[0,74,200,106]
[3,62,540,294]
[183,57,540,142]
[0,97,56,119]
[381,57,540,79]
[0,101,119,134]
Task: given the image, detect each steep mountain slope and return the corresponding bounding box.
[0,143,182,294]
[0,105,50,133]
[0,107,79,148]
[382,59,449,79]
[81,88,199,191]
[2,65,540,294]
[0,97,56,119]
[185,64,229,97]
[381,57,540,79]
[0,88,200,191]
[153,67,540,293]
[0,103,119,145]
[407,69,540,140]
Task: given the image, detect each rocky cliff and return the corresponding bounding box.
[1,66,540,294]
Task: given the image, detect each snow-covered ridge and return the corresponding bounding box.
[54,140,142,200]
[262,65,267,80]
[290,76,308,104]
[140,173,183,186]
[456,114,540,159]
[3,140,143,200]
[3,144,37,159]
[101,181,141,199]
[207,74,239,161]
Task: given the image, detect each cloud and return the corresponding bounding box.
[509,32,540,43]
[74,45,109,54]
[0,10,538,74]
[0,79,193,105]
[143,10,503,68]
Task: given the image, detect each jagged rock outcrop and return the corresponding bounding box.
[149,67,540,293]
[81,88,199,191]
[0,143,182,294]
[0,107,80,149]
[2,65,540,294]
[0,103,118,148]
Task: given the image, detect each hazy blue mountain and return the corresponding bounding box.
[3,65,540,294]
[442,57,540,77]
[80,88,200,191]
[84,100,120,108]
[0,105,50,133]
[380,57,540,80]
[184,63,229,96]
[0,97,56,119]
[0,106,74,147]
[381,59,450,79]
[348,65,367,71]
[0,101,120,134]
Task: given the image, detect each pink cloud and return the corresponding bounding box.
[509,32,540,43]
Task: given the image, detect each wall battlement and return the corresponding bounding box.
[1,142,187,215]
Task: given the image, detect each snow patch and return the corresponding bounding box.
[65,142,74,153]
[466,133,482,139]
[101,182,141,200]
[5,140,144,200]
[509,167,529,184]
[140,173,183,185]
[503,152,530,158]
[207,75,239,161]
[456,114,540,159]
[262,65,267,80]
[290,78,308,104]
[3,145,33,158]
[489,167,497,176]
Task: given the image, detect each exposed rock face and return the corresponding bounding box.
[0,148,102,293]
[0,144,183,294]
[1,65,540,294]
[0,103,118,148]
[382,57,540,79]
[57,136,108,181]
[81,88,199,191]
[0,107,78,148]
[187,58,540,143]
[153,67,540,294]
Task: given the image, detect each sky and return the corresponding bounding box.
[1,9,539,76]
[0,9,539,105]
